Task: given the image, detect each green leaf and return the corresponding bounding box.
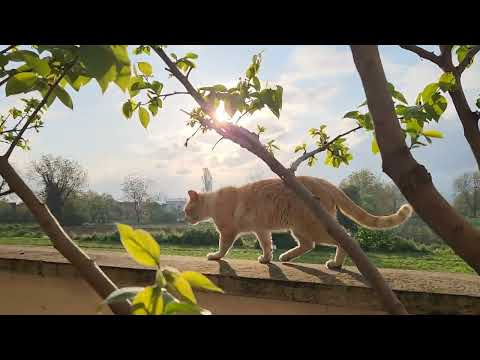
[138,62,153,76]
[164,302,211,315]
[114,65,131,92]
[53,86,73,110]
[252,76,261,91]
[0,54,9,67]
[371,136,380,154]
[122,101,133,119]
[476,97,480,110]
[294,144,307,153]
[392,90,408,104]
[132,286,164,315]
[184,52,198,59]
[97,65,117,93]
[149,102,159,116]
[456,46,471,67]
[180,271,224,293]
[98,286,143,312]
[110,45,131,66]
[139,106,150,128]
[128,76,143,97]
[151,81,163,93]
[172,275,196,304]
[78,45,117,91]
[117,224,160,267]
[275,85,283,111]
[424,93,447,121]
[421,83,439,103]
[422,129,444,138]
[5,72,38,96]
[387,82,408,104]
[438,72,456,92]
[343,111,359,120]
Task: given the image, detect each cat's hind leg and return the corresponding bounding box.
[255,231,273,264]
[207,231,237,261]
[278,231,315,262]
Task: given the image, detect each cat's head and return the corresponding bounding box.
[184,190,206,224]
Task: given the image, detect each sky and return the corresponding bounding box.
[1,45,479,202]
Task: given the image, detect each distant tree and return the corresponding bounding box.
[62,194,90,226]
[28,154,87,223]
[453,171,480,217]
[81,191,116,224]
[382,182,406,214]
[121,174,151,224]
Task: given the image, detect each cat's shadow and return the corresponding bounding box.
[214,259,289,281]
[281,262,367,286]
[213,259,366,286]
[217,259,238,277]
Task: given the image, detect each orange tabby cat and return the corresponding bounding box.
[184,176,413,269]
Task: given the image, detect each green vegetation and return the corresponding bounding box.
[0,222,474,275]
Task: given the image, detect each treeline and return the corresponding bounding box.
[0,190,181,226]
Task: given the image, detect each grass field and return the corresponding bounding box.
[0,234,474,275]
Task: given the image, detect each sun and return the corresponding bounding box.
[215,101,231,122]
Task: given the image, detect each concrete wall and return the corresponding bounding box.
[0,271,384,315]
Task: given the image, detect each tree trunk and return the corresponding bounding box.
[351,45,480,274]
[0,157,131,315]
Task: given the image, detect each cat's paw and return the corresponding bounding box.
[207,252,222,261]
[325,259,342,270]
[258,254,272,264]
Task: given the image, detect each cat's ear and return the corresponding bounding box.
[188,190,199,201]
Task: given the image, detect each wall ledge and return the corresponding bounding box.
[1,245,479,314]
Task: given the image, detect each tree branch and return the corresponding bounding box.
[290,125,362,173]
[457,45,480,74]
[399,45,443,67]
[4,61,75,159]
[150,45,408,315]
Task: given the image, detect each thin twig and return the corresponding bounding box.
[160,91,190,99]
[0,189,14,197]
[184,125,203,147]
[399,45,443,67]
[3,59,77,159]
[0,45,15,56]
[289,125,362,173]
[457,45,480,74]
[212,136,225,151]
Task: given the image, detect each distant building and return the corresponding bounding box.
[163,198,187,211]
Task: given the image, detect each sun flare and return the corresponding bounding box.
[215,101,231,122]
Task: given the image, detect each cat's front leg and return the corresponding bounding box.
[255,231,273,264]
[207,231,237,261]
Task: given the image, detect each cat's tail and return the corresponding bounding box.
[331,186,413,230]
